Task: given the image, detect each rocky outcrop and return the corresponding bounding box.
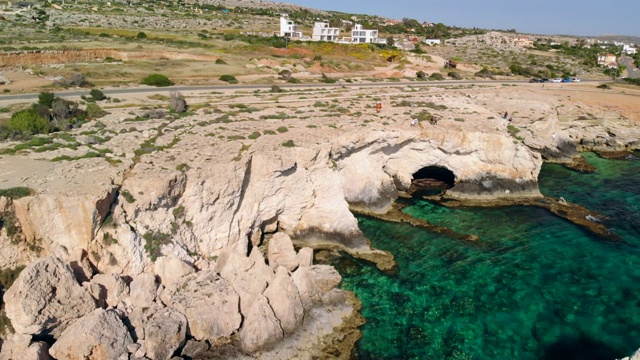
[264,266,304,335]
[268,233,299,271]
[48,309,133,360]
[3,257,96,338]
[0,334,49,360]
[160,271,242,342]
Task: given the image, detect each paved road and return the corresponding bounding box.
[0,79,599,102]
[620,55,639,79]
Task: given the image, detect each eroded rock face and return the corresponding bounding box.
[128,273,158,308]
[153,256,194,286]
[0,334,49,360]
[3,257,96,338]
[161,271,241,342]
[48,308,133,360]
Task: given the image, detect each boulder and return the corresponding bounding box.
[128,273,158,308]
[264,266,304,335]
[3,257,96,338]
[0,334,49,360]
[236,295,283,353]
[162,271,241,342]
[297,247,314,267]
[180,339,210,359]
[292,265,342,310]
[88,273,129,308]
[48,308,134,360]
[145,308,188,360]
[154,256,194,286]
[217,248,273,314]
[267,233,298,271]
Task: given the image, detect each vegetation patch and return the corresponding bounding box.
[0,187,32,199]
[142,231,171,261]
[141,74,174,87]
[120,189,136,203]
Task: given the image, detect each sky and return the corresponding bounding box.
[282,0,640,37]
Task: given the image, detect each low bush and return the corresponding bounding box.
[90,89,106,101]
[141,74,174,87]
[447,71,461,79]
[219,74,238,83]
[142,231,171,261]
[416,70,427,80]
[136,31,147,39]
[281,140,295,147]
[38,91,55,108]
[0,187,32,199]
[276,126,288,133]
[271,85,283,93]
[320,73,336,84]
[215,58,227,64]
[6,109,49,138]
[429,73,445,81]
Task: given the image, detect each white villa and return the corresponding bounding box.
[312,21,340,41]
[279,14,302,38]
[623,44,637,55]
[423,39,441,45]
[351,24,378,44]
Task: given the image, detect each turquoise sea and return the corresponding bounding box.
[337,152,640,360]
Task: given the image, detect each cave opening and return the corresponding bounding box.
[411,166,456,195]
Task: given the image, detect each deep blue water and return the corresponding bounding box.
[337,152,640,360]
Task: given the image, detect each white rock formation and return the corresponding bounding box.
[128,273,158,308]
[0,334,49,360]
[48,308,133,360]
[3,257,96,338]
[237,294,283,352]
[88,273,129,308]
[144,307,187,360]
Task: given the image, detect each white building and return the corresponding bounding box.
[351,24,378,44]
[423,39,441,45]
[623,44,637,55]
[312,22,340,41]
[279,14,303,38]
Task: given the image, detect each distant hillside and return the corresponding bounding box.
[590,35,640,44]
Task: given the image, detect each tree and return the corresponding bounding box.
[7,109,49,137]
[169,92,187,113]
[38,92,55,108]
[386,37,395,47]
[136,32,147,39]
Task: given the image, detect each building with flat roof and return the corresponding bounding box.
[312,21,340,41]
[351,24,378,44]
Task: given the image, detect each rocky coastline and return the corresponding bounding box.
[1,83,639,358]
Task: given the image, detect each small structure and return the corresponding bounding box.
[351,24,378,44]
[597,53,617,68]
[312,21,340,41]
[423,39,441,46]
[445,59,457,69]
[279,14,303,38]
[513,36,533,47]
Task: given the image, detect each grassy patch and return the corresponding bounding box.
[281,140,295,148]
[143,231,171,261]
[276,126,288,133]
[120,189,136,203]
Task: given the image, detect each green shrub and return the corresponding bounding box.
[320,73,336,83]
[429,73,445,81]
[271,85,283,93]
[136,31,147,39]
[263,130,276,135]
[38,92,55,108]
[0,187,31,199]
[416,70,427,80]
[89,89,106,101]
[7,109,49,137]
[143,231,171,261]
[0,266,25,289]
[248,131,261,139]
[215,58,227,64]
[281,140,295,147]
[447,71,461,80]
[176,163,190,172]
[86,103,107,119]
[276,126,288,133]
[120,189,136,203]
[219,74,238,83]
[141,74,174,87]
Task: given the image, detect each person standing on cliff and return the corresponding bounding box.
[552,132,556,144]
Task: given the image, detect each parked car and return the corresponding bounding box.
[551,78,562,83]
[562,78,571,82]
[529,78,541,83]
[571,77,581,82]
[540,78,549,83]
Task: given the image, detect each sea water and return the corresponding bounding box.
[337,152,640,360]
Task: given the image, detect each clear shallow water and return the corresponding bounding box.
[337,152,640,360]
